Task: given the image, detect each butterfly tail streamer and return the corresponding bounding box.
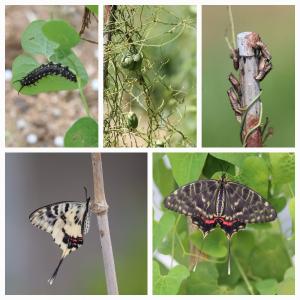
[48,256,65,285]
[227,237,231,276]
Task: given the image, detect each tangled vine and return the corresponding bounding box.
[104,6,196,147]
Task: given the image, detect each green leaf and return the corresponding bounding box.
[168,153,207,186]
[270,196,287,213]
[153,261,189,295]
[233,283,250,295]
[278,267,295,295]
[42,20,80,50]
[238,156,269,198]
[186,261,218,294]
[86,5,98,16]
[211,153,255,168]
[153,212,175,252]
[232,230,255,260]
[153,154,174,197]
[250,233,291,281]
[189,229,227,258]
[270,153,294,186]
[278,279,295,295]
[202,153,235,178]
[284,266,294,280]
[289,197,295,234]
[11,55,78,95]
[50,51,88,87]
[255,279,278,295]
[21,20,57,56]
[64,117,98,147]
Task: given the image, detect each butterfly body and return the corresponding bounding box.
[29,189,90,284]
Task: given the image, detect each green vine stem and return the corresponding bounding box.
[77,76,90,116]
[233,256,255,295]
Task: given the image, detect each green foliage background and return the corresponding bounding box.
[202,6,294,147]
[153,153,294,295]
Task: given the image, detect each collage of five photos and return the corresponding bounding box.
[3,1,297,298]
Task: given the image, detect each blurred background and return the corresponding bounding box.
[202,5,294,147]
[5,6,98,147]
[5,153,147,294]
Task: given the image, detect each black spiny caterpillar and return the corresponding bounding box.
[15,62,77,94]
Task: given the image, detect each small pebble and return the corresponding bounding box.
[16,119,27,130]
[52,108,62,118]
[54,136,64,147]
[5,69,12,81]
[92,79,98,91]
[26,133,38,144]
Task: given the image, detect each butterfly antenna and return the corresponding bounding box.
[48,256,65,285]
[227,237,231,275]
[83,186,88,200]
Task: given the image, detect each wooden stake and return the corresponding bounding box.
[237,32,263,147]
[91,153,119,295]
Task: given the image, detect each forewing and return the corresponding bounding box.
[164,180,219,217]
[29,201,88,253]
[223,181,277,223]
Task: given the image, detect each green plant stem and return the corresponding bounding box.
[288,183,295,198]
[171,216,181,268]
[77,77,90,116]
[228,6,236,49]
[136,23,186,47]
[233,256,255,295]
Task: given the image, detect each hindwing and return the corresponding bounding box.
[29,201,90,253]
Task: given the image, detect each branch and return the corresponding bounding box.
[104,5,118,87]
[91,153,119,295]
[237,32,263,147]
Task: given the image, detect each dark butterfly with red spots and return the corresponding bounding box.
[164,174,277,274]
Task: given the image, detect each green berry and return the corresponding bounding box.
[127,111,138,129]
[155,140,165,147]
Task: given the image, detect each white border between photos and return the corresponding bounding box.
[1,0,299,299]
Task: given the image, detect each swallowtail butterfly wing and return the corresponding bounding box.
[164,174,277,274]
[29,187,91,285]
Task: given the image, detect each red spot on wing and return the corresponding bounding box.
[203,216,240,226]
[204,219,216,224]
[222,220,235,226]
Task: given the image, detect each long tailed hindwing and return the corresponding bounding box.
[29,201,90,253]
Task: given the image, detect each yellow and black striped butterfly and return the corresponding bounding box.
[29,187,91,285]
